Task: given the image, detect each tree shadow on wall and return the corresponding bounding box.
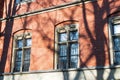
[73,0,119,80]
[0,0,18,79]
[0,0,120,80]
[52,0,120,80]
[34,0,120,80]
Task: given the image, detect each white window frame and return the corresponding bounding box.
[11,33,32,72]
[55,24,79,69]
[109,16,120,66]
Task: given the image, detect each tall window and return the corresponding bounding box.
[13,33,32,72]
[110,17,120,65]
[55,24,79,69]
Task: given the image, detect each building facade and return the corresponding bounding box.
[0,0,120,80]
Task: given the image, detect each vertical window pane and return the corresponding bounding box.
[23,48,31,71]
[70,43,78,55]
[59,33,67,42]
[14,61,21,72]
[14,50,22,72]
[15,0,20,4]
[70,43,78,68]
[25,38,32,47]
[24,48,31,60]
[17,40,23,48]
[59,44,67,56]
[70,31,78,40]
[113,37,120,51]
[59,57,67,69]
[22,61,30,71]
[114,52,120,65]
[113,24,120,34]
[0,76,3,80]
[16,50,22,61]
[22,0,31,2]
[70,56,78,68]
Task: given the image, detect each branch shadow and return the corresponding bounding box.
[0,0,17,79]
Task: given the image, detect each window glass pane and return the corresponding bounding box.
[22,61,30,71]
[16,0,20,4]
[70,56,78,68]
[114,52,120,65]
[113,24,120,34]
[70,31,78,40]
[14,61,21,72]
[59,57,67,69]
[0,76,3,80]
[17,39,23,48]
[24,48,31,60]
[70,43,78,55]
[25,38,32,46]
[59,33,67,42]
[16,50,22,61]
[59,44,67,56]
[113,37,120,51]
[22,0,31,2]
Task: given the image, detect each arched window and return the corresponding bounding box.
[109,16,120,65]
[55,24,79,69]
[12,32,32,72]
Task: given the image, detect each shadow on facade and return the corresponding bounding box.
[0,0,120,80]
[0,0,17,79]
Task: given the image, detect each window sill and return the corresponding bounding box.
[1,65,120,75]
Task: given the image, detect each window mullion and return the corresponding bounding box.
[67,29,70,68]
[21,37,25,72]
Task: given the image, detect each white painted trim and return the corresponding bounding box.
[108,18,114,65]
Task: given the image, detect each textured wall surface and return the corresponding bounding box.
[0,0,120,75]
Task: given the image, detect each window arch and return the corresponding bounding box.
[11,30,32,72]
[55,21,79,69]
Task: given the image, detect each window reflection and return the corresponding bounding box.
[23,61,30,71]
[15,0,20,4]
[59,33,67,42]
[114,24,120,34]
[70,43,78,68]
[70,43,78,55]
[14,61,21,72]
[24,49,30,60]
[59,44,67,56]
[70,56,78,68]
[59,57,67,69]
[25,38,32,46]
[17,40,23,48]
[114,37,120,51]
[70,31,78,40]
[114,52,120,65]
[16,50,22,61]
